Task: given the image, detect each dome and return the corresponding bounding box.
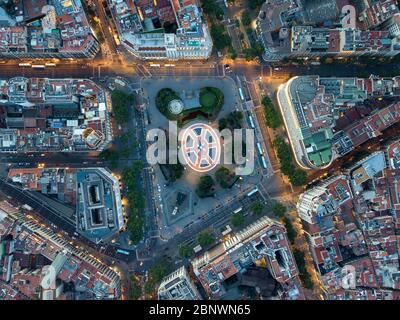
[168,99,184,115]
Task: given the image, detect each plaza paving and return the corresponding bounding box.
[141,76,241,130]
[141,77,262,237]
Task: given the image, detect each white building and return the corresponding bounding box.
[110,0,212,60]
[297,175,353,228]
[158,266,202,300]
[386,13,400,38]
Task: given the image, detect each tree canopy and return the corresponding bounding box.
[250,201,264,215]
[178,245,194,259]
[293,249,314,289]
[215,166,235,189]
[231,212,245,228]
[162,163,184,182]
[155,88,181,120]
[129,275,142,300]
[123,161,145,244]
[210,24,232,51]
[218,111,243,131]
[111,90,135,124]
[243,43,264,61]
[196,175,215,198]
[202,0,224,20]
[241,11,251,26]
[282,217,297,245]
[144,262,169,295]
[248,0,264,10]
[197,231,215,247]
[274,137,307,186]
[262,96,281,129]
[272,202,286,219]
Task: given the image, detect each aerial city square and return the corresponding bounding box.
[0,0,400,305]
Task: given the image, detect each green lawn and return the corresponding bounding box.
[200,91,217,110]
[198,87,224,117]
[156,87,224,126]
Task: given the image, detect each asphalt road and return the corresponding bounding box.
[1,55,399,282]
[0,57,398,84]
[156,188,267,258]
[92,0,118,55]
[0,179,133,263]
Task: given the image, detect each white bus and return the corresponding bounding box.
[256,142,263,155]
[260,155,267,169]
[247,187,259,197]
[248,115,255,129]
[22,204,33,211]
[45,63,56,67]
[233,207,243,214]
[193,245,202,253]
[18,63,31,67]
[238,87,245,101]
[32,65,45,69]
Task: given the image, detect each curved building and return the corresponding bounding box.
[277,76,334,170]
[278,75,400,170]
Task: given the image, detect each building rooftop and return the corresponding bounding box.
[387,140,400,169]
[0,199,121,300]
[279,75,400,169]
[109,0,212,58]
[158,266,202,300]
[191,216,304,300]
[256,1,400,60]
[0,0,99,58]
[297,144,400,296]
[0,77,111,152]
[7,167,124,242]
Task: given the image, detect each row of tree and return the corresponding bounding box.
[144,262,169,296]
[273,137,307,186]
[262,96,281,129]
[218,111,243,131]
[202,0,234,55]
[178,200,266,258]
[293,249,314,290]
[122,161,145,244]
[231,201,265,228]
[271,201,314,290]
[111,90,135,125]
